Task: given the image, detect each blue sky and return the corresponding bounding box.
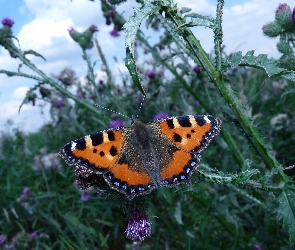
[0,0,294,133]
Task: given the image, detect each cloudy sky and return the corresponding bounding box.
[0,0,294,134]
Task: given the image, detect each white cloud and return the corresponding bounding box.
[0,100,51,134]
[12,86,29,99]
[177,0,216,14]
[18,19,73,51]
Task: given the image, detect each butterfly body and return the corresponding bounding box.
[59,115,221,200]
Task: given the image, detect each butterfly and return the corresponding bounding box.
[59,115,221,200]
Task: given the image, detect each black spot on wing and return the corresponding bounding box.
[178,116,192,127]
[173,133,182,143]
[195,116,206,126]
[90,133,103,146]
[109,146,118,156]
[166,119,174,129]
[107,131,115,141]
[74,139,86,150]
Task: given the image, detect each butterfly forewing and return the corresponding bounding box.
[59,128,125,174]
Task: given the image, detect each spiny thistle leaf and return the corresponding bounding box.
[180,7,192,14]
[281,71,295,82]
[123,0,160,56]
[276,187,295,241]
[223,50,295,82]
[183,13,215,29]
[24,50,46,61]
[224,51,284,75]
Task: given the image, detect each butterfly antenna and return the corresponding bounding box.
[135,89,147,120]
[135,95,146,120]
[95,104,131,120]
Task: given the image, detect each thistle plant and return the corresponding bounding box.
[263,3,295,68]
[1,1,295,249]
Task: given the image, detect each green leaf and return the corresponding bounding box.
[224,51,295,82]
[281,71,295,82]
[184,13,215,28]
[224,50,285,76]
[125,47,146,96]
[24,49,46,61]
[180,7,192,14]
[123,0,160,56]
[277,187,295,241]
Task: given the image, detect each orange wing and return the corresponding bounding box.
[156,115,221,186]
[59,128,125,174]
[158,115,221,152]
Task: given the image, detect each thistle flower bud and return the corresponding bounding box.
[68,25,98,50]
[275,3,294,31]
[262,21,281,37]
[39,86,51,98]
[277,41,292,54]
[68,27,81,42]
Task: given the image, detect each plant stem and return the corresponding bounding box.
[82,49,101,102]
[95,39,113,88]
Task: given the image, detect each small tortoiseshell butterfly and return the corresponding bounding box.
[59,115,221,200]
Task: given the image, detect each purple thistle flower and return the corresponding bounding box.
[0,235,7,246]
[110,119,124,128]
[293,7,295,22]
[146,70,156,79]
[56,100,64,108]
[81,192,90,201]
[193,66,201,74]
[76,93,83,99]
[23,187,31,195]
[110,28,120,37]
[1,18,14,27]
[195,101,200,107]
[276,3,290,14]
[154,111,169,120]
[125,211,152,241]
[252,244,261,250]
[89,24,98,33]
[262,24,267,32]
[29,232,37,240]
[67,26,75,35]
